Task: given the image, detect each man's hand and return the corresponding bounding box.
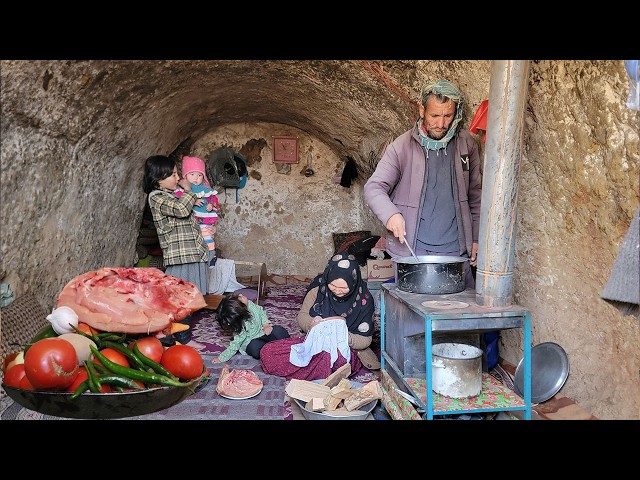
[386,213,407,244]
[470,242,479,267]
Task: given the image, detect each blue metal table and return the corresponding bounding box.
[380,284,532,420]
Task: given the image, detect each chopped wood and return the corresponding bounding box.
[320,363,351,388]
[323,393,343,411]
[330,379,356,399]
[306,397,326,412]
[285,379,331,402]
[343,381,383,411]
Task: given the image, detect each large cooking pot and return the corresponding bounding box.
[393,255,467,294]
[432,342,482,398]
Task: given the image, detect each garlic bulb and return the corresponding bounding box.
[47,306,79,335]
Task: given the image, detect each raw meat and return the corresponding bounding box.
[216,364,264,398]
[56,267,206,334]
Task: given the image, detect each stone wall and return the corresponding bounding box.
[1,60,637,419]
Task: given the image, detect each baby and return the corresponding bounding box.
[175,156,219,266]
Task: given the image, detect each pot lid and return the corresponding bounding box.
[514,342,569,404]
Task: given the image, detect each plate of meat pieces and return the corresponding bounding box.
[216,364,264,399]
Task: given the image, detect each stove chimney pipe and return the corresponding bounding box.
[475,60,530,307]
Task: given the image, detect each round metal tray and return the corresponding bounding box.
[2,373,208,419]
[514,342,569,404]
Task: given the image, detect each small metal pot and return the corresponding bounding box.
[432,343,483,398]
[393,255,467,294]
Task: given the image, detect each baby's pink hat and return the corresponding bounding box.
[182,156,211,188]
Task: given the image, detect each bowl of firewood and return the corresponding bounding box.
[285,364,382,420]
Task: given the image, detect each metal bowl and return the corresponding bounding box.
[292,380,377,420]
[514,342,569,404]
[1,373,208,419]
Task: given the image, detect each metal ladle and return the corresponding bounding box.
[404,239,420,262]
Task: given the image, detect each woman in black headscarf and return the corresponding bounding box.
[300,252,374,350]
[259,253,379,381]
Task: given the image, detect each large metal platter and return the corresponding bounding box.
[514,342,569,404]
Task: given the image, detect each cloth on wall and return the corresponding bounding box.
[1,282,14,308]
[208,258,246,294]
[469,99,488,142]
[340,156,358,187]
[601,206,639,315]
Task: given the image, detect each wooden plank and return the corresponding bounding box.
[344,381,383,411]
[285,379,331,402]
[320,363,351,388]
[203,294,225,310]
[306,397,326,411]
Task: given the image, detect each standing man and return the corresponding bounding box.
[364,80,482,288]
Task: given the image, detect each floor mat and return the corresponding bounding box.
[189,283,382,384]
[126,355,287,420]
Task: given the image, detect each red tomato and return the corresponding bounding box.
[160,345,204,380]
[3,352,20,373]
[94,348,130,368]
[3,363,27,388]
[67,367,89,392]
[130,336,164,363]
[66,367,112,393]
[19,375,35,390]
[77,322,101,335]
[23,338,79,390]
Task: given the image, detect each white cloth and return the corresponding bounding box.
[289,319,351,367]
[208,258,246,294]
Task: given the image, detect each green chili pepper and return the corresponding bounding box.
[102,340,148,371]
[132,343,179,381]
[24,324,58,353]
[84,360,102,393]
[93,363,111,375]
[69,325,128,348]
[96,332,128,342]
[89,345,193,388]
[70,379,91,400]
[98,375,144,390]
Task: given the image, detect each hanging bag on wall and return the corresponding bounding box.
[205,147,248,202]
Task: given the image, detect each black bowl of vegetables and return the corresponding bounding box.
[1,372,209,419]
[2,324,212,419]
